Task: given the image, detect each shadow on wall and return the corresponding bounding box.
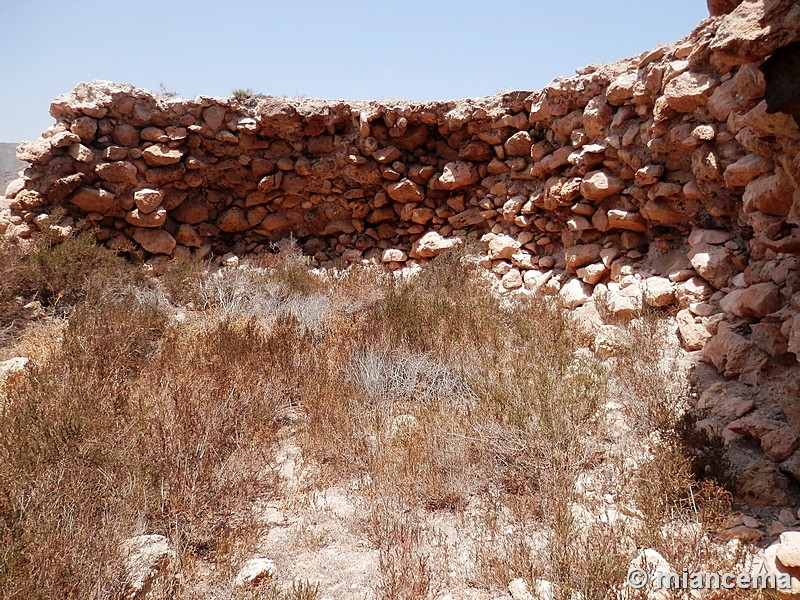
[761,41,800,124]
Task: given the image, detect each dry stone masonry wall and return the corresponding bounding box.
[3,0,800,502]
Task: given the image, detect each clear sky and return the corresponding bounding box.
[0,1,709,143]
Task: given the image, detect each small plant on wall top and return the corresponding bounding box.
[231,87,254,100]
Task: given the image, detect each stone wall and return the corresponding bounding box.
[3,0,800,501]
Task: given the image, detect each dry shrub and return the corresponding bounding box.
[0,237,28,330]
[11,229,132,308]
[0,290,168,598]
[296,251,626,594]
[198,266,334,338]
[612,312,688,435]
[0,287,292,597]
[157,253,208,305]
[0,228,133,342]
[373,251,500,354]
[251,240,325,296]
[298,250,737,598]
[605,310,737,594]
[567,522,633,600]
[346,347,475,406]
[133,316,295,559]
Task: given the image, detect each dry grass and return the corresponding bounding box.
[366,508,433,600]
[239,581,320,600]
[0,229,748,599]
[0,287,291,596]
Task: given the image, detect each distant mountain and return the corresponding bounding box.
[0,142,24,193]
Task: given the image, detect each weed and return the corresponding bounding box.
[367,508,432,600]
[158,82,180,98]
[158,252,207,305]
[241,580,320,600]
[0,286,284,597]
[232,88,255,100]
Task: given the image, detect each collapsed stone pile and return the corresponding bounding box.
[2,0,800,503]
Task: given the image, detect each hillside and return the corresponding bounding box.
[0,142,23,191]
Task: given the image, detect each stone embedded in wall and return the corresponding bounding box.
[719,283,783,318]
[409,231,462,259]
[707,0,745,17]
[69,186,115,213]
[132,228,176,255]
[434,161,479,190]
[664,72,717,113]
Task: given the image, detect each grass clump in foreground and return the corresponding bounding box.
[0,232,741,599]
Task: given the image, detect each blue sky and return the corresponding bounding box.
[0,1,708,142]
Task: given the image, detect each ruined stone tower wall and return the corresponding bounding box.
[3,0,800,490]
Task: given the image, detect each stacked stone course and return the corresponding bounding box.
[3,0,800,501]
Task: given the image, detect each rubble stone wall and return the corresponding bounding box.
[3,0,800,501]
